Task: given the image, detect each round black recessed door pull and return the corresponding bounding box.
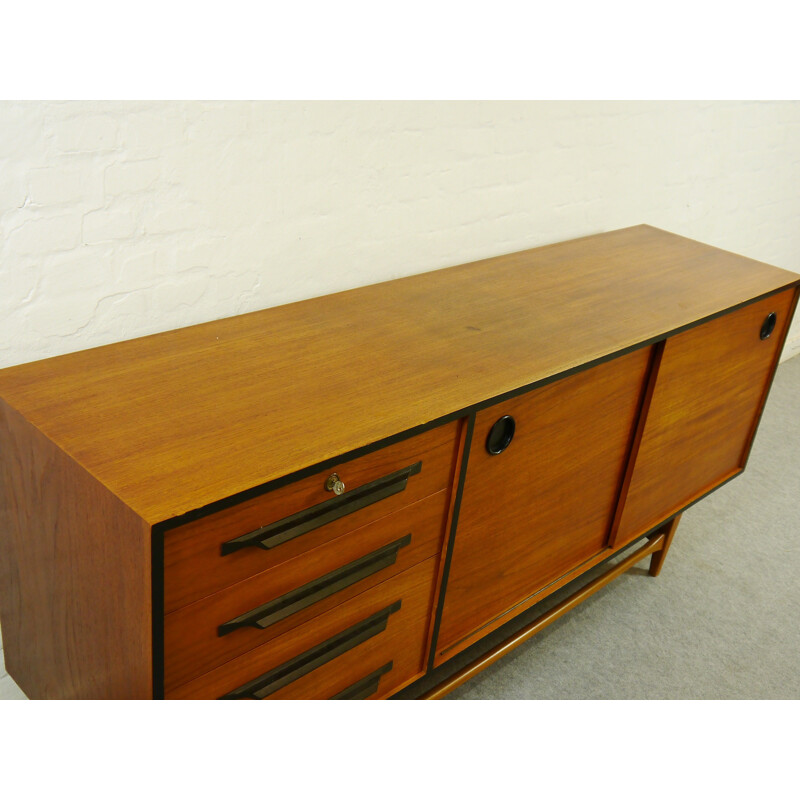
[761,312,777,340]
[486,415,515,455]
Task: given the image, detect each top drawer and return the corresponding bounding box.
[164,420,461,612]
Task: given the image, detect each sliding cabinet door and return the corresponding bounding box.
[435,347,652,664]
[613,289,796,547]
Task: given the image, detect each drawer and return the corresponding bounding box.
[166,556,439,699]
[164,490,448,692]
[164,420,460,612]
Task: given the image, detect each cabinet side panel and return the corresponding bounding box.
[0,402,152,699]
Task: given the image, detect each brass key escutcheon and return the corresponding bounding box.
[325,473,346,495]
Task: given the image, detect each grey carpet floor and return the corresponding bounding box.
[1,357,799,701]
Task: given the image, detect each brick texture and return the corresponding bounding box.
[1,101,799,368]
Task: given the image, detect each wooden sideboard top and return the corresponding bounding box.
[1,224,797,525]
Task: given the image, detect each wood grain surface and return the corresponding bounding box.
[0,225,796,525]
[434,346,652,661]
[613,288,797,546]
[167,556,438,700]
[0,401,152,699]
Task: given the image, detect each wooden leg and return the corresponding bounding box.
[648,514,681,577]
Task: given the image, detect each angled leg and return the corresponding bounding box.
[648,514,681,577]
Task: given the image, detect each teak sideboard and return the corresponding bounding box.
[0,225,797,700]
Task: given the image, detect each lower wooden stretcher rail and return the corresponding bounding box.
[420,524,673,700]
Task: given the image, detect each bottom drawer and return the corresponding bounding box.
[166,557,438,699]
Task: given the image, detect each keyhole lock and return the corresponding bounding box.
[325,473,346,495]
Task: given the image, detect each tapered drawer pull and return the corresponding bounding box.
[221,461,423,555]
[220,601,402,699]
[218,534,412,636]
[330,662,394,700]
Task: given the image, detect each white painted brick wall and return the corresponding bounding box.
[1,100,799,369]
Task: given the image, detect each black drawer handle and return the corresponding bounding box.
[330,662,393,700]
[220,601,401,699]
[218,534,411,636]
[221,461,422,556]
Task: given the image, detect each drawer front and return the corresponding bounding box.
[164,490,448,692]
[614,289,797,546]
[435,346,653,663]
[166,557,438,699]
[164,421,460,613]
